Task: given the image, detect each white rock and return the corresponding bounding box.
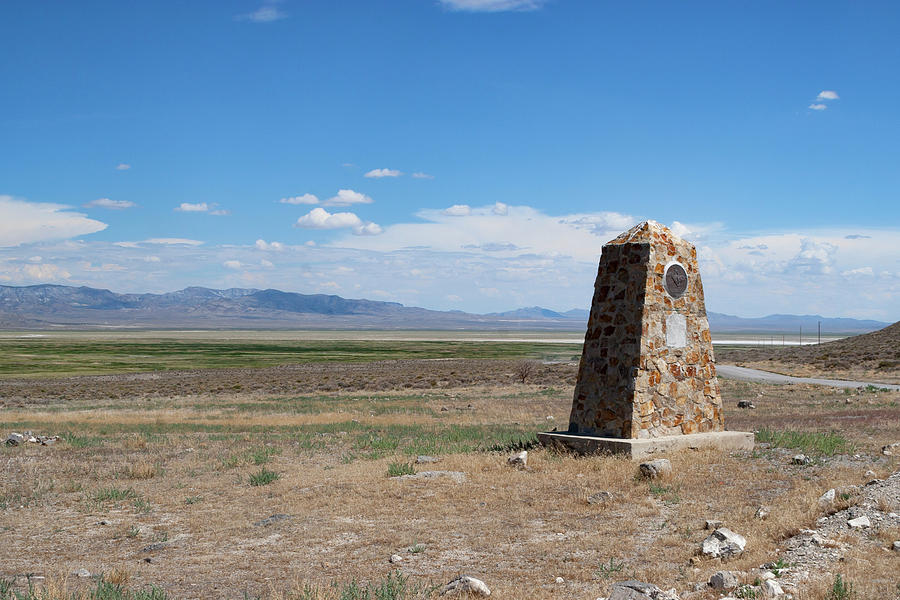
[74,568,91,578]
[755,506,770,519]
[791,454,810,465]
[415,455,440,464]
[818,489,835,506]
[848,515,871,528]
[639,458,672,479]
[441,575,490,597]
[760,571,775,580]
[389,554,403,563]
[397,470,466,483]
[892,541,900,551]
[555,577,565,584]
[704,519,723,530]
[708,571,737,590]
[507,450,527,467]
[608,581,680,600]
[701,528,747,558]
[763,579,784,597]
[5,433,24,446]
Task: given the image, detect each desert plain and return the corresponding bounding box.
[1,330,899,600]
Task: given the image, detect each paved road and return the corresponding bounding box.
[717,364,900,391]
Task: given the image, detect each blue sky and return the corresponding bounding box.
[1,0,898,320]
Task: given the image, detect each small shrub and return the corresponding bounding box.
[94,487,136,502]
[514,360,539,383]
[826,574,854,600]
[595,557,628,579]
[125,461,158,480]
[387,462,415,477]
[250,468,279,486]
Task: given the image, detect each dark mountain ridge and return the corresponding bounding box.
[0,284,890,333]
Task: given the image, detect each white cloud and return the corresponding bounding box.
[443,204,471,216]
[842,266,873,277]
[439,0,545,11]
[492,202,508,216]
[223,260,242,270]
[84,198,136,210]
[809,103,827,111]
[115,163,131,171]
[323,189,373,207]
[0,196,107,247]
[260,259,274,268]
[817,90,839,101]
[295,208,382,236]
[238,1,286,22]
[255,239,285,251]
[280,194,319,205]
[143,238,204,246]
[364,168,402,178]
[175,202,228,215]
[22,263,71,281]
[296,207,363,230]
[144,256,161,263]
[412,172,434,180]
[175,202,209,212]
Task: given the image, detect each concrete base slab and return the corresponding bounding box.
[537,430,754,460]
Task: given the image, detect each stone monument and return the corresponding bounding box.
[538,220,753,458]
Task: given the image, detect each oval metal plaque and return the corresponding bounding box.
[664,262,688,299]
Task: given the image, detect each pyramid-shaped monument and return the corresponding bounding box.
[539,220,753,458]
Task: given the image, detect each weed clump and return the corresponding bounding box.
[249,468,279,486]
[387,462,415,477]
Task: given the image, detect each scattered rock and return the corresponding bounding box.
[847,515,870,528]
[588,491,613,505]
[818,488,836,507]
[389,554,403,563]
[441,575,490,597]
[864,470,876,477]
[440,407,449,412]
[892,541,900,551]
[5,433,24,446]
[140,542,168,553]
[791,454,810,465]
[704,519,723,530]
[415,455,440,464]
[763,579,784,597]
[755,506,770,519]
[608,580,680,600]
[5,432,59,446]
[253,514,291,527]
[708,571,737,590]
[74,569,91,578]
[760,571,776,580]
[555,577,565,584]
[397,470,466,484]
[639,459,672,479]
[546,415,555,421]
[737,400,755,409]
[507,450,527,468]
[882,442,900,456]
[701,528,746,559]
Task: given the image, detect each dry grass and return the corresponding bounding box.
[1,362,899,599]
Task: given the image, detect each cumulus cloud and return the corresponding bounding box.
[22,263,71,281]
[323,189,373,207]
[143,238,204,246]
[175,202,209,212]
[175,202,229,215]
[364,168,402,178]
[255,239,285,251]
[492,202,508,216]
[817,90,839,101]
[279,194,319,205]
[0,196,107,247]
[84,198,136,210]
[295,208,382,235]
[115,163,131,171]
[412,172,434,180]
[443,204,471,216]
[809,103,827,111]
[439,0,545,11]
[223,260,242,270]
[842,266,873,277]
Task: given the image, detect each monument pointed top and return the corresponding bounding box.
[607,220,682,246]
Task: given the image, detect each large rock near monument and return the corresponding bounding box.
[539,220,753,458]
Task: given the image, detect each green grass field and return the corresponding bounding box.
[0,335,581,378]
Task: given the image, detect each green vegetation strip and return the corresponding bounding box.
[755,428,856,456]
[0,339,580,377]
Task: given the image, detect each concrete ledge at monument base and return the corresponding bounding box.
[537,430,755,460]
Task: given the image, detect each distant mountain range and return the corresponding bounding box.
[0,284,890,334]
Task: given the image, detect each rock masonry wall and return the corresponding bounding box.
[568,220,724,439]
